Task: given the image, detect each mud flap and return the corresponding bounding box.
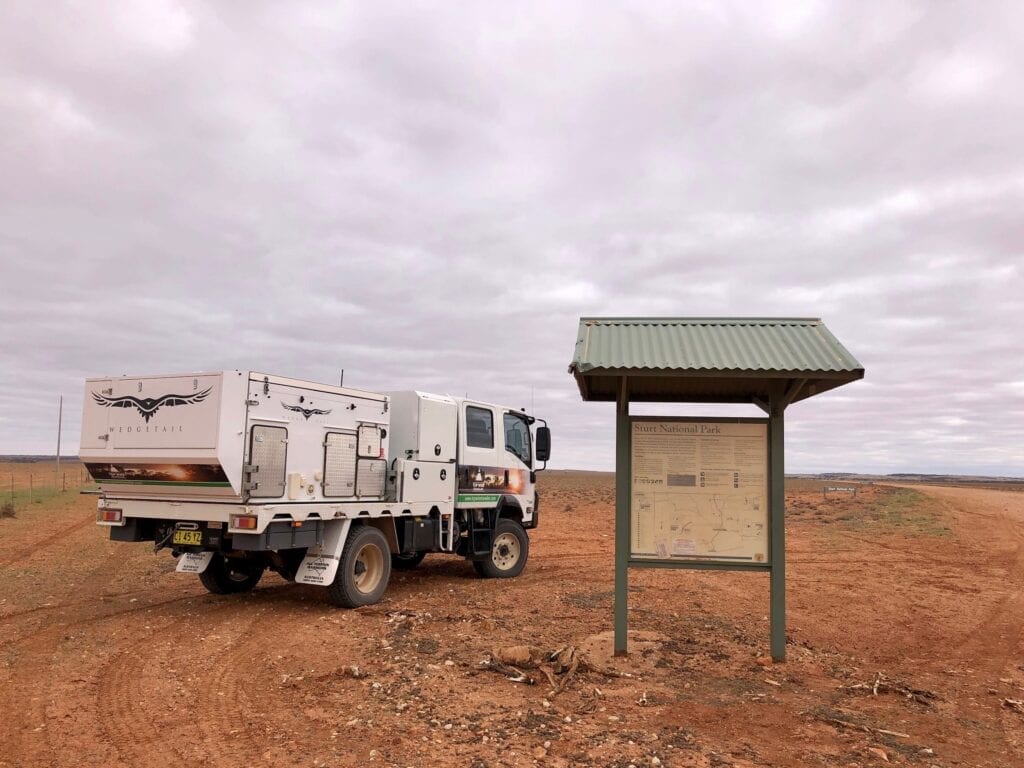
[176,551,213,574]
[295,520,351,586]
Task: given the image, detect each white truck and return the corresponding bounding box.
[79,371,550,607]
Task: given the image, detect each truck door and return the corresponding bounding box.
[457,403,501,505]
[500,411,533,505]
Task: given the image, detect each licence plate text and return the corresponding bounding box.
[172,530,203,546]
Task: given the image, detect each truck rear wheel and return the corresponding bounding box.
[391,551,426,570]
[199,555,265,595]
[327,526,392,608]
[473,519,529,579]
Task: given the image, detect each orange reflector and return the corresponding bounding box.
[99,509,122,523]
[230,515,258,530]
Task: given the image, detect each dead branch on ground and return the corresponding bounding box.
[478,657,535,684]
[845,672,939,705]
[807,711,910,740]
[1004,698,1024,715]
[481,644,622,694]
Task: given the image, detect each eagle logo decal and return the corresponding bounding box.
[92,388,213,423]
[282,402,332,420]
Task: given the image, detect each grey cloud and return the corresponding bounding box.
[1,1,1021,476]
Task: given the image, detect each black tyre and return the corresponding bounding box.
[199,554,265,595]
[473,519,529,579]
[327,526,392,608]
[391,551,427,570]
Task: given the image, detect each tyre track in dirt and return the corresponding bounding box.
[911,485,1024,673]
[897,484,1024,762]
[926,487,1024,766]
[0,545,139,766]
[0,590,200,648]
[5,582,294,767]
[95,590,318,768]
[94,646,161,766]
[189,606,267,766]
[0,513,96,568]
[88,602,262,768]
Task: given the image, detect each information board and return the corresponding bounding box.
[630,419,769,564]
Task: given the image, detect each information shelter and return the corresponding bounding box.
[569,318,864,661]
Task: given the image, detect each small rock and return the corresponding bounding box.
[868,747,889,762]
[755,656,773,667]
[533,746,547,759]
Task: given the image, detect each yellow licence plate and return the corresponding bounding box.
[172,530,203,546]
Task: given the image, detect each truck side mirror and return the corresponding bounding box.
[535,426,551,463]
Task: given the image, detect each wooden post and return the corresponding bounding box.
[55,395,63,485]
[614,376,631,656]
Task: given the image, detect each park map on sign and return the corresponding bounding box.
[630,421,768,563]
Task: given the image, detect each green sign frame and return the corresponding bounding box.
[615,381,788,660]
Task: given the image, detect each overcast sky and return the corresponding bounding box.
[1,1,1022,475]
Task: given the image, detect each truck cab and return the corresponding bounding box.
[455,399,539,526]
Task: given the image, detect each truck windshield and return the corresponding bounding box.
[503,413,532,467]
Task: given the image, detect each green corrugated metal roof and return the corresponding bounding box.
[569,317,864,404]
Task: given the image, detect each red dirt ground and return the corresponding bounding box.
[1,462,1023,767]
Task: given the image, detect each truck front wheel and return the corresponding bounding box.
[199,555,265,595]
[473,519,529,579]
[327,526,392,608]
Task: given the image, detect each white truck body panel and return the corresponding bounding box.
[394,459,455,504]
[243,374,390,504]
[385,391,458,463]
[81,371,248,499]
[80,371,394,506]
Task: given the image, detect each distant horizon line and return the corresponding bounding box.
[1,455,1021,483]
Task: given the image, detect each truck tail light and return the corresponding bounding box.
[98,508,123,523]
[231,514,258,530]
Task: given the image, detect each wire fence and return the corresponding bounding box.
[2,464,93,517]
